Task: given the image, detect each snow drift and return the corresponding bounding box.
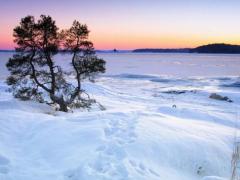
[0,52,239,179]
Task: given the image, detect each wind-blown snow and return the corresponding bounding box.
[0,52,239,180]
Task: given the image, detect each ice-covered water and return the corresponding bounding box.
[97,53,240,77]
[1,52,240,78]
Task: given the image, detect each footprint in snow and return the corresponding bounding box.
[65,113,139,180]
[103,114,138,145]
[129,159,160,178]
[89,113,139,179]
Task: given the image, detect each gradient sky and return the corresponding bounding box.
[0,0,240,50]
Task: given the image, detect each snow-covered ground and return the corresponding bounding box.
[0,52,240,180]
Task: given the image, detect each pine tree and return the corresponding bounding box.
[6,15,105,112]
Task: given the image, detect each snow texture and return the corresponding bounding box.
[0,52,239,179]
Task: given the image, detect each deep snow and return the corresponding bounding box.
[0,52,240,180]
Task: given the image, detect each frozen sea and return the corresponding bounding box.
[1,52,240,78]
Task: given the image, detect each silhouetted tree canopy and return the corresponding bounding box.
[6,15,105,112]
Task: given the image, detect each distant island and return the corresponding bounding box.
[190,43,240,54]
[133,43,240,54]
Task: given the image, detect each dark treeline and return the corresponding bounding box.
[190,43,240,54]
[133,44,240,54]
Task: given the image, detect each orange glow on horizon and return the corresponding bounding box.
[1,31,240,50]
[90,33,240,50]
[1,23,240,50]
[1,1,240,50]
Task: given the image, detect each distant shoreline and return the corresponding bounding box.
[133,43,240,54]
[2,43,240,54]
[132,48,190,53]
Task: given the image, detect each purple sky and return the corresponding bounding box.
[0,0,240,49]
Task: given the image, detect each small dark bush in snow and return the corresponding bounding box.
[209,93,233,103]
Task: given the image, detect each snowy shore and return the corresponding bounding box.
[0,73,239,180]
[0,52,240,179]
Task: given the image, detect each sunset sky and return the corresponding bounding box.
[0,0,240,50]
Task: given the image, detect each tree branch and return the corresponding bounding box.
[29,50,51,93]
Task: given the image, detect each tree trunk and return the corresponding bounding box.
[50,94,68,112]
[58,101,68,112]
